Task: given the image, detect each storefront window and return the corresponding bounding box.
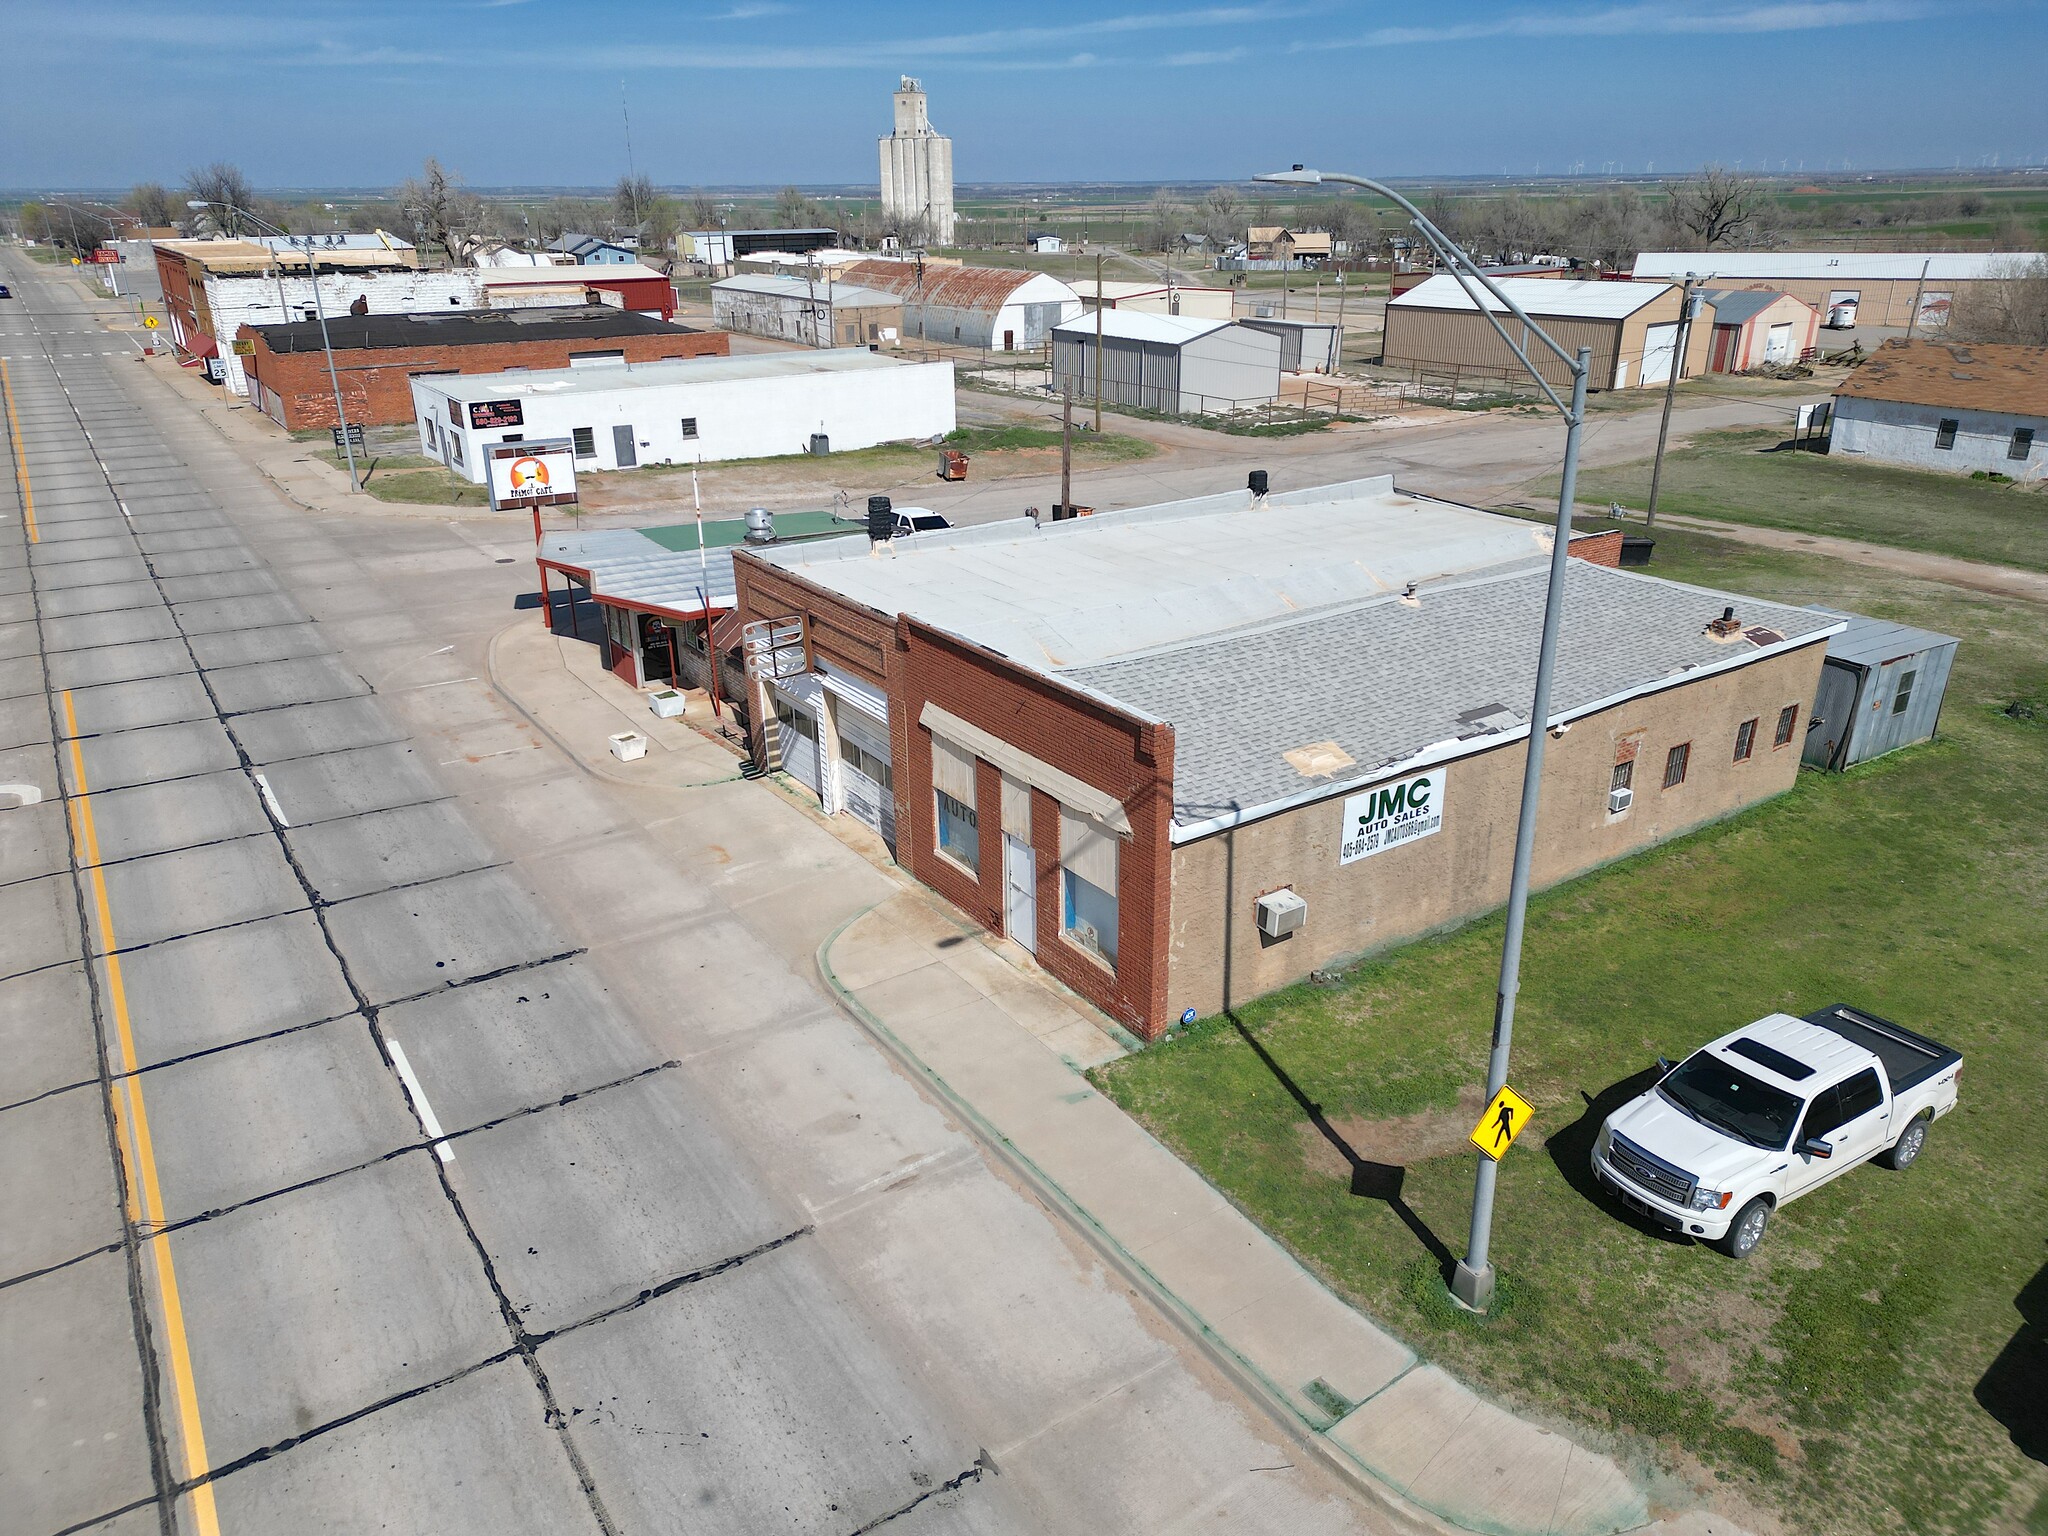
[1062,869,1118,967]
[936,790,979,873]
[1060,807,1119,969]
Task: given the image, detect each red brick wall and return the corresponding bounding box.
[238,327,729,429]
[731,551,1178,1038]
[896,620,1174,1037]
[1568,528,1623,567]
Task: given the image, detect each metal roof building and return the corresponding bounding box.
[836,259,1082,351]
[1702,289,1820,372]
[1634,250,2041,329]
[1385,276,1710,390]
[1051,310,1286,413]
[711,273,905,348]
[730,475,1840,1037]
[1802,610,1960,770]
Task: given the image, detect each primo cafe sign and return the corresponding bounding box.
[485,439,579,511]
[1339,768,1445,865]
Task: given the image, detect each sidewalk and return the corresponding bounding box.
[480,620,1752,1536]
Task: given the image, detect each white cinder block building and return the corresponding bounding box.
[409,350,956,481]
[198,270,485,397]
[1830,339,2046,477]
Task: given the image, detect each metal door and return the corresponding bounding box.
[1019,301,1062,345]
[1639,323,1678,386]
[612,424,637,467]
[1004,834,1036,953]
[1803,660,1862,770]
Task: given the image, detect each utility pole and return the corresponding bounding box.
[1093,252,1105,431]
[1644,272,1705,529]
[1903,257,1930,343]
[1060,390,1073,517]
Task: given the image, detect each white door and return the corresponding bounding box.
[1003,834,1036,954]
[1639,322,1678,386]
[834,702,896,851]
[771,689,820,792]
[1764,322,1794,363]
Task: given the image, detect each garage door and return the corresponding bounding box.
[834,704,896,852]
[1639,323,1678,387]
[770,685,821,792]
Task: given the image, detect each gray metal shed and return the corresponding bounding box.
[1801,610,1959,770]
[1236,316,1342,372]
[1051,311,1283,414]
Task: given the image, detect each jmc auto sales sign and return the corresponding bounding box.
[1338,768,1445,865]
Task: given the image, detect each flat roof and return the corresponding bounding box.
[412,346,938,402]
[1832,338,2048,418]
[1052,309,1231,345]
[712,274,904,307]
[753,477,1840,834]
[1391,275,1671,320]
[477,263,671,285]
[542,512,850,617]
[1636,251,2038,282]
[245,305,696,354]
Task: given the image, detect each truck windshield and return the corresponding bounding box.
[1659,1054,1801,1149]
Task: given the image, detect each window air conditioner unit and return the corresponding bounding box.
[1255,888,1307,939]
[1609,786,1634,814]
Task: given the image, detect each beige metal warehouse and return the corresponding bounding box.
[1634,251,2039,330]
[1384,276,1711,391]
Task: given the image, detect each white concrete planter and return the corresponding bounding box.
[648,689,687,719]
[607,731,648,762]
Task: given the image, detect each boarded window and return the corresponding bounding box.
[2011,427,2035,461]
[680,417,699,439]
[1061,807,1119,968]
[930,735,977,803]
[1774,704,1798,747]
[1663,742,1690,789]
[1734,718,1758,762]
[1000,772,1032,837]
[1934,418,1959,450]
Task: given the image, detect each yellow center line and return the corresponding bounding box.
[62,690,221,1534]
[0,356,37,542]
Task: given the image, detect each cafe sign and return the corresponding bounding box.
[1338,768,1445,865]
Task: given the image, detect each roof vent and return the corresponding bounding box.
[744,507,776,544]
[866,494,894,551]
[1706,605,1743,639]
[1248,469,1270,498]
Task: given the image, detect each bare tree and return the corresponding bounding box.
[183,162,257,230]
[1947,257,2048,347]
[127,183,176,229]
[1144,189,1188,253]
[393,157,491,261]
[614,174,654,235]
[345,204,387,234]
[535,197,606,244]
[1664,166,1767,249]
[684,191,721,231]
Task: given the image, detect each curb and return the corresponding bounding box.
[813,906,1460,1536]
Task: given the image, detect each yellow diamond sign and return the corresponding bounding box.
[1469,1085,1533,1161]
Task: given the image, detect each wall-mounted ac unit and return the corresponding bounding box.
[1255,888,1307,939]
[1609,786,1634,815]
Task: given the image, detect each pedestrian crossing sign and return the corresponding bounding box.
[1469,1085,1533,1161]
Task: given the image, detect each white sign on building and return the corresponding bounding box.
[1339,768,1446,864]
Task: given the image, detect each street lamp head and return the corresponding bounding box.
[1255,167,1323,185]
[186,200,210,210]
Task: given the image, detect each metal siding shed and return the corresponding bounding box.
[1799,610,1960,769]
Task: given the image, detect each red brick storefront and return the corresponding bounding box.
[239,313,728,430]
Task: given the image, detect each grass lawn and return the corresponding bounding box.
[311,448,492,507]
[1561,427,2048,573]
[585,421,1155,485]
[1094,525,2048,1536]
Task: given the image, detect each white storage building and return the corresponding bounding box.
[1051,311,1285,414]
[1829,339,2046,477]
[409,350,956,481]
[836,259,1082,351]
[711,274,904,348]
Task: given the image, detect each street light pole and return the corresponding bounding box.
[1257,166,1593,1315]
[189,200,359,492]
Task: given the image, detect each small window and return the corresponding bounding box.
[679,417,699,439]
[1934,418,1959,451]
[1774,703,1798,747]
[1063,868,1119,968]
[572,426,597,459]
[446,429,465,468]
[1733,718,1758,762]
[935,789,980,873]
[2010,426,2034,461]
[1663,742,1690,789]
[1892,669,1917,717]
[1610,759,1633,792]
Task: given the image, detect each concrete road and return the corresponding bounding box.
[1,255,1392,1534]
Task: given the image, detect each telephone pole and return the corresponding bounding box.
[1645,272,1706,529]
[1093,252,1105,431]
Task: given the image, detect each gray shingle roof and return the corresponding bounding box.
[1064,562,1839,831]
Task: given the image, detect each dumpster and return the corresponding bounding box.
[938,449,970,481]
[1618,535,1655,566]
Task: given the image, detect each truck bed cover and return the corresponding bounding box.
[1804,1003,1960,1093]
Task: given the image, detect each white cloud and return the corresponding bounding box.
[1313,0,1938,50]
[1166,46,1249,64]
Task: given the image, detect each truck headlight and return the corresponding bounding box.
[1690,1187,1733,1211]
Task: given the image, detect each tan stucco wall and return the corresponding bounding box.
[1164,642,1826,1020]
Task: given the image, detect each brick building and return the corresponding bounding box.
[238,307,728,429]
[732,479,1839,1039]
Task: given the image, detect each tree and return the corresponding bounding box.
[535,197,606,243]
[183,162,257,231]
[393,157,492,261]
[127,183,176,229]
[684,190,721,231]
[1664,166,1767,249]
[1144,189,1188,253]
[1946,257,2048,347]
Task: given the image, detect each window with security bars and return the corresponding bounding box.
[572,426,597,459]
[1733,718,1758,762]
[1663,742,1690,789]
[1610,759,1633,792]
[1774,704,1798,747]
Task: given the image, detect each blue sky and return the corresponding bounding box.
[8,1,2047,190]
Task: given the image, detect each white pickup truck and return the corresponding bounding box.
[1593,1004,1961,1258]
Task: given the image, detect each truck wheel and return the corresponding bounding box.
[1881,1114,1929,1170]
[1721,1197,1770,1259]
